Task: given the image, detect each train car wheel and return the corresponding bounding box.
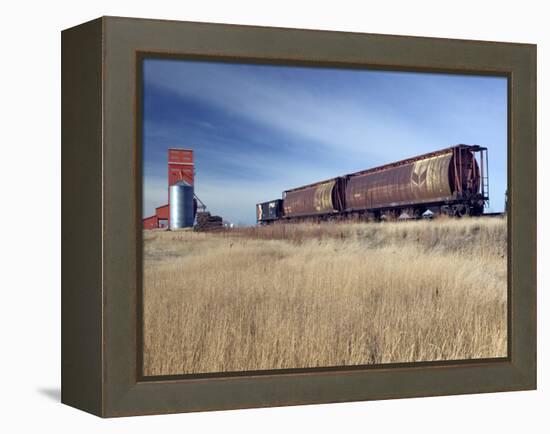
[453,204,470,217]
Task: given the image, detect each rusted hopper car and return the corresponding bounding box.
[282,177,346,219]
[345,145,487,218]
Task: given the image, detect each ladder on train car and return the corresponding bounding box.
[479,147,490,203]
[481,149,489,198]
[482,175,489,199]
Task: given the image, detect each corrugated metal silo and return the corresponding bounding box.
[169,181,194,229]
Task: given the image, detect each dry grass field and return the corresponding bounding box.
[143,217,507,376]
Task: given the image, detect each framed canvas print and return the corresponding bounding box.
[61,16,536,417]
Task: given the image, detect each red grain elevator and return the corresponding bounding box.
[143,148,195,229]
[168,148,194,186]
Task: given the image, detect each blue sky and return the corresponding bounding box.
[142,58,507,225]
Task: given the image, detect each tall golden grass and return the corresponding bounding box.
[143,217,507,376]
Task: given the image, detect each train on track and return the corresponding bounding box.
[256,144,489,224]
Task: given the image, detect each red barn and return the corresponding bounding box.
[142,215,159,230]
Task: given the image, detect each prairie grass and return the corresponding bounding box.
[143,217,507,376]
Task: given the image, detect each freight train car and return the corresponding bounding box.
[256,144,489,224]
[345,145,488,218]
[282,177,346,219]
[256,199,284,224]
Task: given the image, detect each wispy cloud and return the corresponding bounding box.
[144,61,437,162]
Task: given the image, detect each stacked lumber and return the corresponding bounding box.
[194,212,224,232]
